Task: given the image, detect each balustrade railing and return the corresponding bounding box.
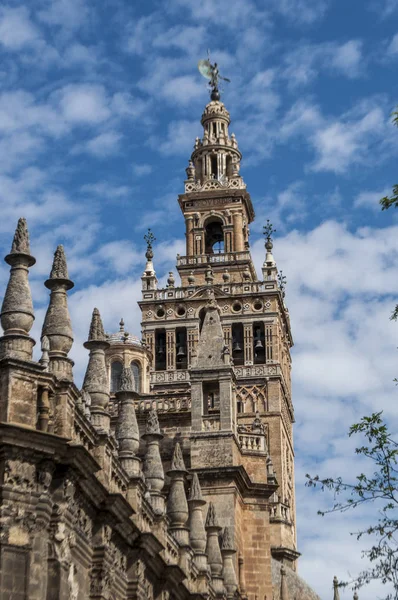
[238,431,267,454]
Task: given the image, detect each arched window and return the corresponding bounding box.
[204,217,224,254]
[110,361,122,393]
[130,362,141,393]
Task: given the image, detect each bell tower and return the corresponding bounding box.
[139,88,299,583]
[178,95,256,287]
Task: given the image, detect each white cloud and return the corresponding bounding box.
[387,32,398,55]
[132,163,152,177]
[37,0,89,31]
[72,131,122,158]
[56,84,111,124]
[354,188,391,210]
[152,119,200,156]
[0,6,40,50]
[271,0,329,23]
[330,40,363,77]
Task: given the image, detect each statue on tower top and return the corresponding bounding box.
[198,50,230,101]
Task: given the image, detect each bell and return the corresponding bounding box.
[157,345,164,355]
[254,338,264,350]
[232,341,242,353]
[177,346,186,357]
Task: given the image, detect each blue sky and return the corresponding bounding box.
[1,0,398,598]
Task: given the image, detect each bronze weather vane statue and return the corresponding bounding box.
[198,50,230,100]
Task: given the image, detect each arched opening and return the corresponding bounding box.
[232,323,244,366]
[110,360,122,393]
[253,322,265,364]
[176,327,187,370]
[155,329,166,371]
[130,361,141,392]
[226,155,233,177]
[210,155,218,178]
[204,217,224,254]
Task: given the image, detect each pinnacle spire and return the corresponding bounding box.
[88,308,106,342]
[83,307,110,432]
[189,472,204,502]
[49,245,69,280]
[170,442,187,472]
[333,576,340,600]
[119,365,135,392]
[0,217,36,360]
[42,244,74,380]
[10,217,32,257]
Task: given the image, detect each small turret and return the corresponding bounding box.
[41,245,74,381]
[82,308,110,432]
[0,218,36,360]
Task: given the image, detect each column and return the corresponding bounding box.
[186,216,194,256]
[232,211,244,252]
[166,329,176,371]
[244,324,253,366]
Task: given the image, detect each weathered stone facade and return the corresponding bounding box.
[0,97,321,599]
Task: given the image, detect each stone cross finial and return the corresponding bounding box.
[88,308,106,342]
[119,366,135,392]
[10,217,31,255]
[50,245,69,279]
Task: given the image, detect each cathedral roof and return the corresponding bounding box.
[271,559,321,600]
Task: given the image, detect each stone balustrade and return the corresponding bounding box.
[238,432,267,454]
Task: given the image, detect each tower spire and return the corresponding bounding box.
[141,228,158,292]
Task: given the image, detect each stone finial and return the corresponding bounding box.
[221,526,234,551]
[353,592,358,600]
[188,473,207,571]
[142,408,164,514]
[119,318,125,332]
[88,308,106,342]
[167,443,189,545]
[333,577,340,600]
[205,266,214,285]
[167,271,175,288]
[41,245,74,380]
[50,245,69,279]
[171,442,187,472]
[205,502,220,530]
[221,527,238,597]
[39,335,50,369]
[142,229,157,291]
[83,307,110,432]
[187,271,195,286]
[10,217,31,256]
[119,366,135,392]
[146,407,160,434]
[205,502,224,589]
[280,565,290,600]
[222,269,230,283]
[189,472,204,502]
[0,218,36,361]
[116,369,140,477]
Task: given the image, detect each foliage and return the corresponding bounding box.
[306,412,398,598]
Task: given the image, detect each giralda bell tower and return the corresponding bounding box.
[139,80,298,597]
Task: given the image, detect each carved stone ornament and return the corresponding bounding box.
[88,307,106,342]
[50,244,69,279]
[10,217,31,255]
[3,458,36,492]
[146,408,160,434]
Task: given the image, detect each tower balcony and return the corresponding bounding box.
[177,250,251,267]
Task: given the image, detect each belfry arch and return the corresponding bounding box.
[204,216,224,254]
